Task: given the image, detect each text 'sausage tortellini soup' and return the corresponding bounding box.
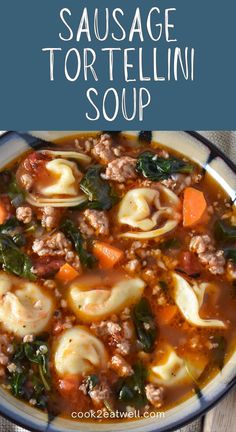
[0,132,236,420]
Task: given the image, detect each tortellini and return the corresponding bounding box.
[117,186,181,239]
[68,275,145,322]
[41,159,80,197]
[149,346,189,386]
[149,345,207,386]
[0,272,54,336]
[54,326,108,377]
[26,150,91,208]
[172,272,226,328]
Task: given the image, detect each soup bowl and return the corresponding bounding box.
[0,130,236,432]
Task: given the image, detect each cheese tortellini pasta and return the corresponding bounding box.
[149,346,189,386]
[68,275,145,322]
[54,326,108,377]
[149,345,208,386]
[41,159,80,197]
[0,272,54,336]
[117,185,181,239]
[172,272,226,328]
[26,150,91,207]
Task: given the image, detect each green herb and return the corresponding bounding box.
[211,335,227,370]
[80,165,118,210]
[61,219,96,268]
[132,298,157,353]
[12,233,26,247]
[136,152,193,181]
[103,399,114,413]
[224,248,236,262]
[32,375,48,409]
[118,363,147,408]
[160,238,181,250]
[12,343,25,362]
[159,280,168,292]
[8,177,25,207]
[9,339,50,406]
[0,233,36,280]
[214,219,236,242]
[85,374,99,392]
[9,370,26,397]
[0,217,20,234]
[0,217,26,247]
[24,341,50,391]
[184,361,202,398]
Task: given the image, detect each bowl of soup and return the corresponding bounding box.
[0,130,236,432]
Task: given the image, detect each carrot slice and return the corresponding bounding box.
[0,207,7,225]
[56,263,79,283]
[158,305,178,325]
[93,241,124,269]
[183,187,207,227]
[0,196,10,224]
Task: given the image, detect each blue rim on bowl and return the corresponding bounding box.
[0,130,236,432]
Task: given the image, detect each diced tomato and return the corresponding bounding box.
[58,375,79,397]
[33,257,65,278]
[177,251,201,275]
[26,152,49,172]
[18,151,50,184]
[158,305,178,325]
[57,376,90,411]
[0,195,13,224]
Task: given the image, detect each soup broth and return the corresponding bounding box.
[0,132,235,421]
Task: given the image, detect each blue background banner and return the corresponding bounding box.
[0,0,235,130]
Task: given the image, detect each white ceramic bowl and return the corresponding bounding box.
[0,130,236,432]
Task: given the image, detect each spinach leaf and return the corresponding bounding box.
[159,280,168,292]
[118,363,147,408]
[9,370,26,397]
[12,343,25,362]
[103,399,114,413]
[160,238,181,250]
[84,374,99,393]
[224,248,236,262]
[12,233,26,247]
[133,298,157,353]
[0,217,20,234]
[24,342,48,370]
[8,177,25,207]
[31,375,48,409]
[24,341,50,391]
[0,217,26,247]
[9,339,50,404]
[211,335,227,370]
[136,151,193,181]
[61,219,96,268]
[80,165,118,210]
[0,233,36,280]
[184,361,202,399]
[214,219,236,242]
